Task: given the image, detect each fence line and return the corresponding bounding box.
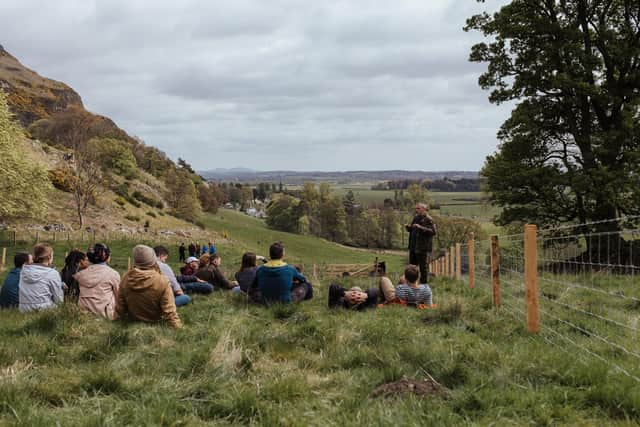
[430,215,640,383]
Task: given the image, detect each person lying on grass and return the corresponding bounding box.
[19,243,64,312]
[117,245,182,329]
[378,264,433,307]
[249,242,311,305]
[328,283,379,311]
[75,243,120,320]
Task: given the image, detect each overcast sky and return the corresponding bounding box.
[1,0,512,172]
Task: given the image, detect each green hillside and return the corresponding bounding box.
[0,211,638,426]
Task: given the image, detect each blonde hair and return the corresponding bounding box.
[33,243,53,264]
[199,253,210,268]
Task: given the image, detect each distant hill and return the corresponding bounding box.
[199,169,478,184]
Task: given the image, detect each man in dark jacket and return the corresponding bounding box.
[196,254,237,291]
[0,252,32,308]
[405,203,437,283]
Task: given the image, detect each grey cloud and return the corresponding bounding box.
[0,0,512,171]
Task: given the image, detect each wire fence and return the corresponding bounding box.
[433,216,640,383]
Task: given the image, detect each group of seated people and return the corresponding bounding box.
[0,240,432,329]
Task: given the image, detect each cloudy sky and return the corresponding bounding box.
[1,0,512,172]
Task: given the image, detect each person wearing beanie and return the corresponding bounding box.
[116,245,182,328]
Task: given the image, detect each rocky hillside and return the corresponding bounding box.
[0,46,213,240]
[0,44,83,127]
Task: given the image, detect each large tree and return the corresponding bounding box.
[466,1,640,233]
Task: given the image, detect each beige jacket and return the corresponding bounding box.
[117,266,181,329]
[75,264,121,320]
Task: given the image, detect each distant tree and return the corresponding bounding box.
[319,182,331,203]
[88,137,138,179]
[67,145,103,229]
[380,208,400,248]
[165,169,202,222]
[0,93,51,222]
[343,190,357,216]
[466,0,640,235]
[319,196,348,243]
[407,183,429,206]
[197,183,220,213]
[434,216,486,255]
[266,195,299,232]
[350,209,381,248]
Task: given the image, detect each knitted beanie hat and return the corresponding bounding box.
[132,245,157,269]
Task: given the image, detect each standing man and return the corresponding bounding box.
[405,203,437,283]
[178,243,186,263]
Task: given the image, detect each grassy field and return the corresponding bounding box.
[325,185,501,221]
[1,212,639,425]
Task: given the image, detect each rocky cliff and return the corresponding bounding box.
[0,44,84,127]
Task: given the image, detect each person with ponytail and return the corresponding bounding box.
[75,243,121,319]
[19,243,64,312]
[60,250,88,302]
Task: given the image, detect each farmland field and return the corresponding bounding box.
[325,184,502,221]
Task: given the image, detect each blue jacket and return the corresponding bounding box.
[254,261,306,303]
[0,267,21,308]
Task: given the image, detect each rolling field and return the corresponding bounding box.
[0,210,639,425]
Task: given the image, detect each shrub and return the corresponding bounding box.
[124,214,140,222]
[146,211,156,218]
[114,196,126,206]
[132,191,163,208]
[48,168,73,192]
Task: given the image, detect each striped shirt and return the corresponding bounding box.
[395,284,432,306]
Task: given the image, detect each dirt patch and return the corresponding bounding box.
[370,377,450,399]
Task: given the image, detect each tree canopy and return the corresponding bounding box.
[0,92,51,222]
[466,0,640,230]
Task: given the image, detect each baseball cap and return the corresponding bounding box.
[186,256,198,263]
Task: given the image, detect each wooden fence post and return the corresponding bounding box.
[35,230,39,243]
[1,248,6,271]
[53,232,56,242]
[450,246,455,278]
[455,243,462,281]
[81,231,85,242]
[444,252,449,277]
[468,232,475,289]
[525,224,540,333]
[12,231,16,246]
[491,235,500,307]
[128,257,131,270]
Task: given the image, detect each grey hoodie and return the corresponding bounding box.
[19,264,64,312]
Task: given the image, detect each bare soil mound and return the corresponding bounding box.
[370,378,449,399]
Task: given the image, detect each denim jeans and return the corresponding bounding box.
[182,282,214,294]
[174,294,191,307]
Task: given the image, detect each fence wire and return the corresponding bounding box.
[456,216,640,383]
